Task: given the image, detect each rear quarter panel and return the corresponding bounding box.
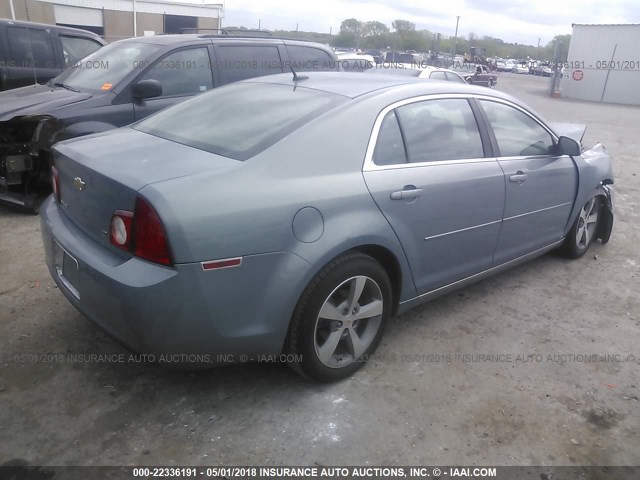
[141,93,419,305]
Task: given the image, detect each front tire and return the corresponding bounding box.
[561,196,602,258]
[286,252,392,382]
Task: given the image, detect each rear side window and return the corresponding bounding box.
[286,45,336,71]
[216,45,283,85]
[445,72,465,83]
[135,82,346,161]
[396,98,484,163]
[139,47,213,97]
[8,27,55,68]
[60,36,102,66]
[480,100,554,156]
[373,111,407,166]
[428,71,447,81]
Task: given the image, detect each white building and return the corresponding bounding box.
[1,0,224,42]
[561,24,640,106]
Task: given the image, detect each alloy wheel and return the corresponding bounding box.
[576,197,599,249]
[313,275,383,368]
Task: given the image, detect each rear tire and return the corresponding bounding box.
[561,196,602,258]
[286,252,392,382]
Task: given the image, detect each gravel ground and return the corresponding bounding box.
[0,72,638,468]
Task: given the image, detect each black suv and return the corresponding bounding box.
[0,33,338,210]
[0,19,105,91]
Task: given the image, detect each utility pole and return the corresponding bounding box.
[133,0,137,37]
[537,37,541,59]
[258,19,261,30]
[9,0,16,20]
[450,16,460,62]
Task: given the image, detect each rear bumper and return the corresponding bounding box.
[40,196,310,363]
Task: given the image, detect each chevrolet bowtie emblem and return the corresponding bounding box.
[73,176,86,191]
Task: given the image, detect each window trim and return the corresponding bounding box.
[363,93,560,172]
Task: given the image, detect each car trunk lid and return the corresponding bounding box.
[53,127,240,251]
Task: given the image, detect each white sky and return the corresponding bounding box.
[218,0,639,46]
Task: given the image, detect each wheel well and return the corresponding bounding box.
[352,244,402,315]
[595,192,613,243]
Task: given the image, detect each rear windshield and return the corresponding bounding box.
[134,82,346,161]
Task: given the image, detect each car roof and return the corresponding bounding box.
[114,33,331,49]
[245,72,512,101]
[0,18,104,41]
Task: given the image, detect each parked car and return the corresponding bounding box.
[452,64,497,87]
[41,72,614,382]
[364,49,384,64]
[0,19,105,92]
[533,63,554,77]
[366,63,469,83]
[385,52,416,63]
[512,63,529,74]
[497,61,515,72]
[0,33,338,210]
[336,52,375,72]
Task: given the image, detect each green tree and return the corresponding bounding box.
[363,21,389,37]
[337,18,364,48]
[392,19,416,34]
[340,18,363,37]
[547,34,571,61]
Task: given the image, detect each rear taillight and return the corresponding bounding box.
[134,196,172,266]
[109,196,172,266]
[51,166,61,203]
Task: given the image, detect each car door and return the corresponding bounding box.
[477,99,578,264]
[133,46,214,120]
[363,97,505,294]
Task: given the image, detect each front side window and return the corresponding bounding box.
[480,100,554,156]
[395,98,484,163]
[139,47,213,97]
[373,111,407,166]
[134,82,345,161]
[8,27,55,68]
[216,45,283,85]
[60,36,103,66]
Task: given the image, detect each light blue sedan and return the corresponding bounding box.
[40,73,614,381]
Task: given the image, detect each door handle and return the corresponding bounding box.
[509,171,527,183]
[390,187,423,200]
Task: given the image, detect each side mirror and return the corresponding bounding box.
[132,79,162,100]
[557,136,581,156]
[465,77,473,84]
